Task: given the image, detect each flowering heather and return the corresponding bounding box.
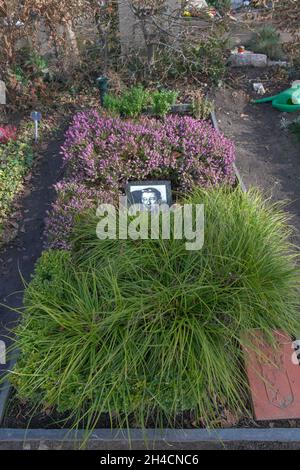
[45,179,116,250]
[62,111,235,192]
[49,112,235,248]
[0,125,17,144]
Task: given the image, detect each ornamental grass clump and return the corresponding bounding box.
[248,25,284,61]
[61,111,235,193]
[10,187,300,438]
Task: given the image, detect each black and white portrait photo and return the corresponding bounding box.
[126,181,172,210]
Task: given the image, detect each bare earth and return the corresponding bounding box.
[214,85,300,241]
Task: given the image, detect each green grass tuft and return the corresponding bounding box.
[8,187,300,441]
[248,25,284,61]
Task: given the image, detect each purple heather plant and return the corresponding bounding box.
[61,111,235,192]
[48,111,235,248]
[45,179,116,250]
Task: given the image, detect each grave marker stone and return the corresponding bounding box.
[244,330,300,421]
[230,52,268,67]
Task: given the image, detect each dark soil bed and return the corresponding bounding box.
[2,390,300,430]
[215,67,300,239]
[0,124,67,382]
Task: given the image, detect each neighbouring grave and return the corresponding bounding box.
[118,0,182,54]
[230,52,268,67]
[244,331,300,421]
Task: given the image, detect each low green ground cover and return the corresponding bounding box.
[0,125,34,239]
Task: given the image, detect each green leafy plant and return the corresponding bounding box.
[9,187,300,442]
[0,139,33,234]
[153,36,228,85]
[191,91,214,120]
[24,250,72,302]
[6,50,54,110]
[9,66,29,86]
[120,86,151,118]
[248,25,284,60]
[104,86,178,118]
[25,52,49,78]
[151,89,178,117]
[102,93,121,117]
[103,85,151,118]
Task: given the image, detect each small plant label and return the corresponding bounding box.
[244,330,300,421]
[0,81,6,105]
[30,111,42,143]
[0,340,6,365]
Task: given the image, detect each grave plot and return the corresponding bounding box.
[0,0,300,451]
[0,97,299,446]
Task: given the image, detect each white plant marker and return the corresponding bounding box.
[30,111,42,143]
[0,340,5,365]
[0,81,6,105]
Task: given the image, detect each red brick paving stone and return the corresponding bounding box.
[243,330,300,421]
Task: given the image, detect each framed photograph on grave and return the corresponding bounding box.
[126,181,172,210]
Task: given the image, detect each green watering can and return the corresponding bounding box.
[252,83,300,113]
